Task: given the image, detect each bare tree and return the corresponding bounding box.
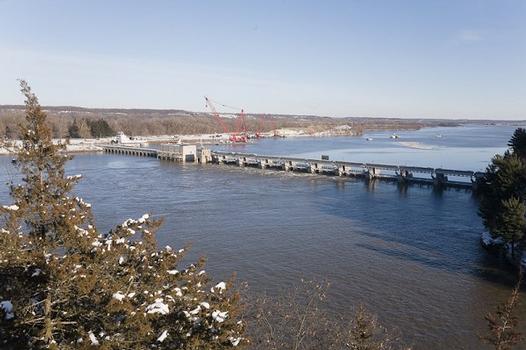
[482,271,524,350]
[245,280,403,350]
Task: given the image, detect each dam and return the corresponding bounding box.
[101,144,484,189]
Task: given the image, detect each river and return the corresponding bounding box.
[1,124,525,349]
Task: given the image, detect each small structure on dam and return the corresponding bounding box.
[158,144,197,162]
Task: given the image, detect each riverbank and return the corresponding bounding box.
[1,139,105,155]
[0,125,364,155]
[0,134,217,155]
[481,232,526,271]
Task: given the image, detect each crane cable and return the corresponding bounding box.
[205,97,244,112]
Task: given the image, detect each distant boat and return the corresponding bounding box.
[366,137,373,141]
[390,134,400,139]
[436,134,443,138]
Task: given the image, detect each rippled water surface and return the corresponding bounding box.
[215,124,521,171]
[1,125,525,349]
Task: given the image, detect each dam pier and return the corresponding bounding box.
[101,144,483,189]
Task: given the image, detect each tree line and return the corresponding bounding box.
[67,118,115,139]
[0,105,451,140]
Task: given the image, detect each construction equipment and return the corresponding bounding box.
[232,108,248,142]
[204,96,247,143]
[254,115,267,139]
[204,96,229,135]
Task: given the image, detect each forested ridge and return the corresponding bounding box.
[0,105,461,139]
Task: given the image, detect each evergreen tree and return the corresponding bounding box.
[4,125,16,139]
[51,123,61,138]
[478,129,526,251]
[508,128,526,161]
[68,119,81,138]
[87,118,115,138]
[0,81,245,349]
[494,198,526,258]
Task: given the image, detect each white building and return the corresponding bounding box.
[114,132,142,144]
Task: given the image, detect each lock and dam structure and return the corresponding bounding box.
[101,144,484,189]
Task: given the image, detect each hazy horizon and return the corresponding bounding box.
[1,1,525,119]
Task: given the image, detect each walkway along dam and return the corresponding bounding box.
[101,144,484,189]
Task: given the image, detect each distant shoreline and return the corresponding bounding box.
[2,123,524,156]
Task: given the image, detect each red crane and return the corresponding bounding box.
[204,96,247,143]
[205,96,229,134]
[233,109,248,141]
[254,115,268,139]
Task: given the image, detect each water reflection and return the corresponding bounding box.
[364,178,378,192]
[396,182,408,197]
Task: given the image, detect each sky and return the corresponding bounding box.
[0,0,525,119]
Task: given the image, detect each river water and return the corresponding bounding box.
[1,125,525,349]
[215,124,518,171]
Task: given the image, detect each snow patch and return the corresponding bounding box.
[74,225,89,236]
[229,336,242,346]
[212,310,228,323]
[138,213,149,223]
[74,197,91,208]
[157,330,169,343]
[2,204,19,211]
[481,232,504,248]
[0,300,14,320]
[88,331,99,346]
[112,291,125,302]
[211,282,226,294]
[189,306,201,315]
[146,298,169,315]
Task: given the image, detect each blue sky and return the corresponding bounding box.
[1,0,525,119]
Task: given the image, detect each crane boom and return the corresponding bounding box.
[235,109,247,135]
[205,96,229,134]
